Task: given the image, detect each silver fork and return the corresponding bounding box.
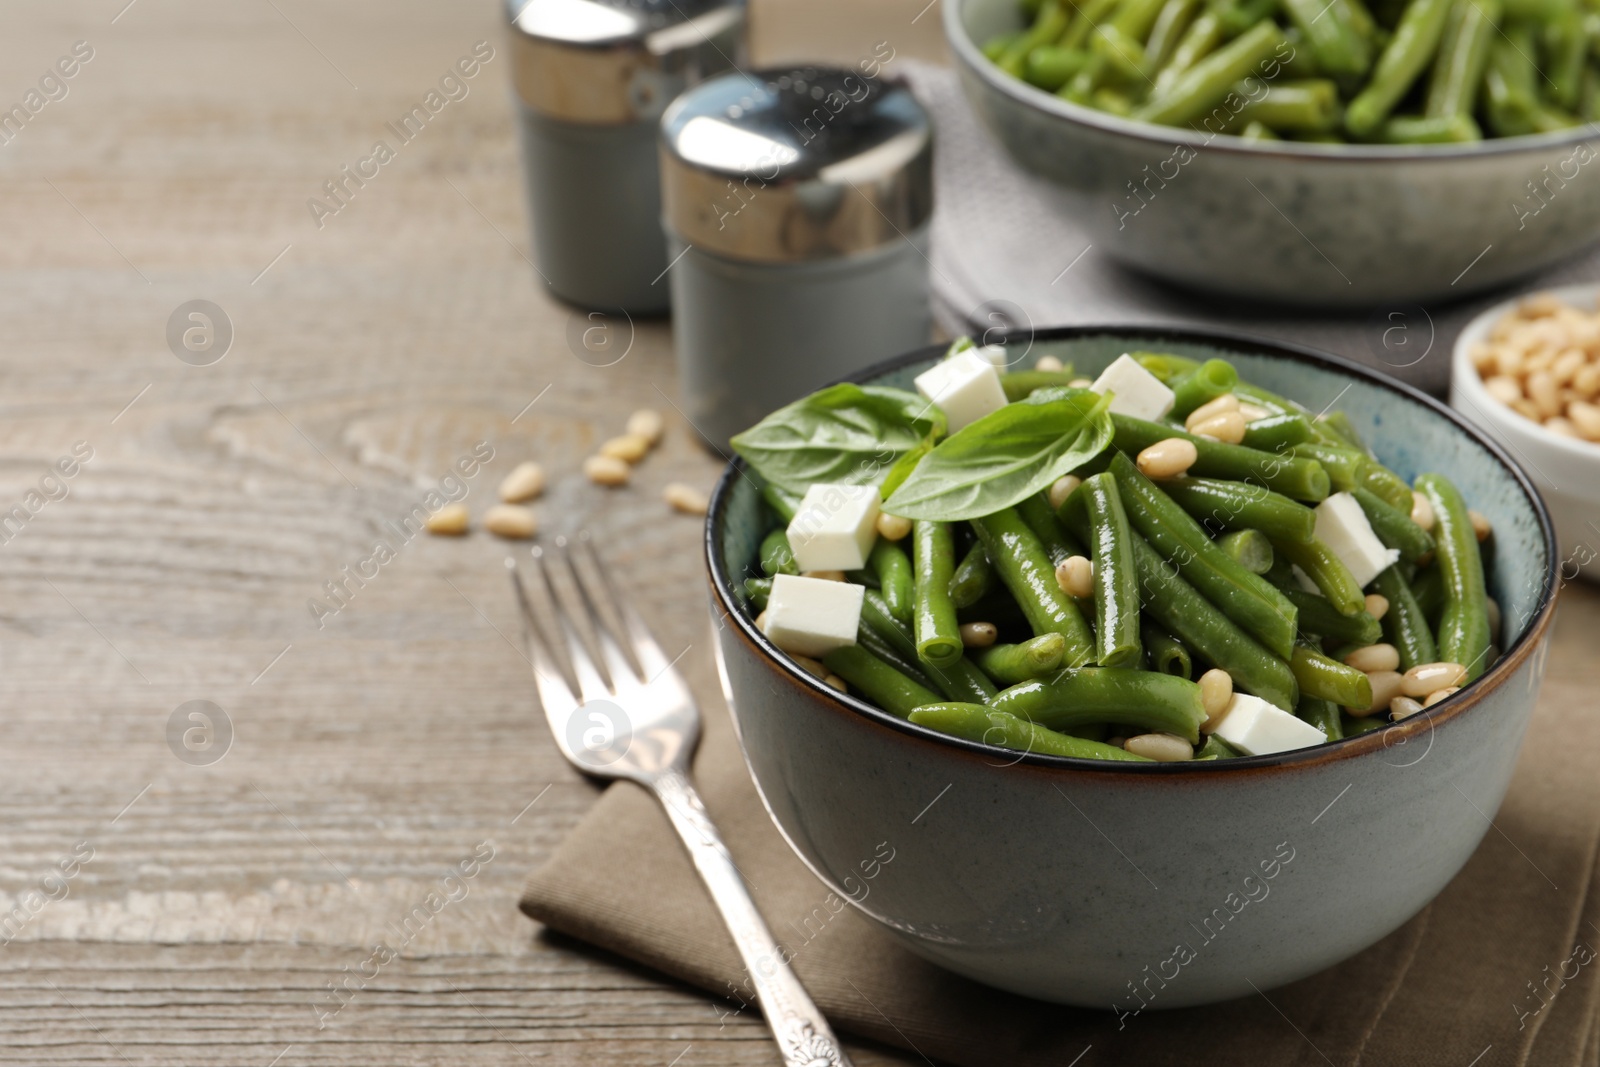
[507,537,853,1067]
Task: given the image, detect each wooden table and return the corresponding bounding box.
[0,2,1590,1064]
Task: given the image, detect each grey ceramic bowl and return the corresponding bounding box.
[707,327,1559,1009]
[946,0,1600,308]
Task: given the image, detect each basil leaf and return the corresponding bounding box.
[883,391,1113,521]
[729,384,944,493]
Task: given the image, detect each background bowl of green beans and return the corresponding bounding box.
[945,0,1600,306]
[708,326,1559,1007]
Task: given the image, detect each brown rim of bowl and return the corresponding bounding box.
[703,324,1562,775]
[943,0,1600,163]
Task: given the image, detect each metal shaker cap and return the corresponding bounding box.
[506,0,744,125]
[659,65,933,263]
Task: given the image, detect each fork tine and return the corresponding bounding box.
[576,534,675,680]
[505,555,579,715]
[564,543,646,687]
[529,543,613,704]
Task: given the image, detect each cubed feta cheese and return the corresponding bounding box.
[762,574,863,658]
[1210,692,1327,755]
[1089,353,1175,421]
[1313,492,1400,588]
[914,350,1008,433]
[786,483,881,572]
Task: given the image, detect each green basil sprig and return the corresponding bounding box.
[729,384,945,494]
[883,389,1113,521]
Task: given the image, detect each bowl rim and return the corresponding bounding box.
[943,0,1600,164]
[1451,281,1600,462]
[704,323,1562,775]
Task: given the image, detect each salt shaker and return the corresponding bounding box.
[659,65,934,448]
[506,0,745,313]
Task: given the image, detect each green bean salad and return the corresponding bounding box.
[731,341,1499,763]
[986,0,1599,142]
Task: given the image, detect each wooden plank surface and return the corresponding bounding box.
[0,1,1590,1064]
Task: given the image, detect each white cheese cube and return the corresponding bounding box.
[787,483,881,572]
[914,350,1008,433]
[762,574,863,658]
[1210,693,1327,755]
[1313,492,1400,589]
[1089,353,1176,421]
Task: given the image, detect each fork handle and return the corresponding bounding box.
[653,769,853,1067]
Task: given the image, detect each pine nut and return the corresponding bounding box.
[1487,597,1501,638]
[1410,490,1435,531]
[627,408,664,445]
[1573,363,1600,399]
[1401,661,1467,697]
[583,455,630,486]
[663,482,709,515]
[1554,348,1586,385]
[823,674,848,693]
[1047,475,1082,510]
[1056,555,1094,599]
[755,610,769,631]
[1548,417,1581,438]
[804,570,847,582]
[1528,371,1562,418]
[1485,375,1523,406]
[1521,292,1564,316]
[425,502,470,536]
[600,433,651,463]
[1035,355,1064,372]
[1390,695,1424,719]
[1237,402,1273,422]
[484,504,538,540]
[1185,393,1240,429]
[1188,411,1247,444]
[1423,685,1460,707]
[1105,736,1128,750]
[1125,732,1194,762]
[1364,593,1390,621]
[1469,509,1491,542]
[790,654,829,679]
[1343,643,1400,673]
[1198,668,1233,730]
[960,621,999,648]
[876,512,912,541]
[1068,377,1093,388]
[1570,400,1600,440]
[498,461,546,504]
[1357,670,1404,714]
[1136,438,1198,479]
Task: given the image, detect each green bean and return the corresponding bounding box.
[1018,491,1087,565]
[1146,0,1203,71]
[913,521,963,668]
[1372,113,1483,141]
[1064,0,1124,49]
[1079,473,1143,668]
[1279,28,1325,77]
[1351,486,1435,564]
[1371,565,1437,670]
[1411,564,1445,623]
[984,32,1021,62]
[1218,529,1275,575]
[1169,358,1240,419]
[991,670,1207,742]
[1344,0,1451,135]
[1291,645,1373,708]
[1501,0,1572,19]
[1416,474,1491,681]
[972,508,1097,667]
[1134,21,1290,127]
[1000,368,1081,400]
[1091,86,1138,114]
[861,590,997,703]
[1132,351,1200,381]
[1216,0,1281,35]
[1127,531,1300,709]
[1342,711,1386,735]
[1196,733,1243,759]
[1484,24,1544,136]
[974,634,1068,685]
[1425,0,1501,117]
[745,576,772,610]
[1240,413,1313,452]
[1142,621,1193,677]
[1153,10,1227,95]
[822,645,942,717]
[1290,441,1364,492]
[1094,24,1155,80]
[1114,0,1180,39]
[1275,537,1367,615]
[1283,0,1373,77]
[1297,696,1345,741]
[1026,45,1095,89]
[1234,78,1342,131]
[857,620,941,693]
[908,703,1152,761]
[869,540,914,624]
[949,542,996,609]
[1546,10,1589,110]
[1002,0,1072,76]
[1276,585,1382,644]
[1359,463,1415,513]
[1241,119,1280,138]
[1160,477,1317,542]
[1112,414,1331,501]
[762,483,801,523]
[1104,453,1299,658]
[1319,411,1367,452]
[760,529,799,576]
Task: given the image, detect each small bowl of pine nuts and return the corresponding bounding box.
[1453,285,1600,581]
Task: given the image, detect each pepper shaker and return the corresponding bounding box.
[659,65,934,448]
[506,0,745,313]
